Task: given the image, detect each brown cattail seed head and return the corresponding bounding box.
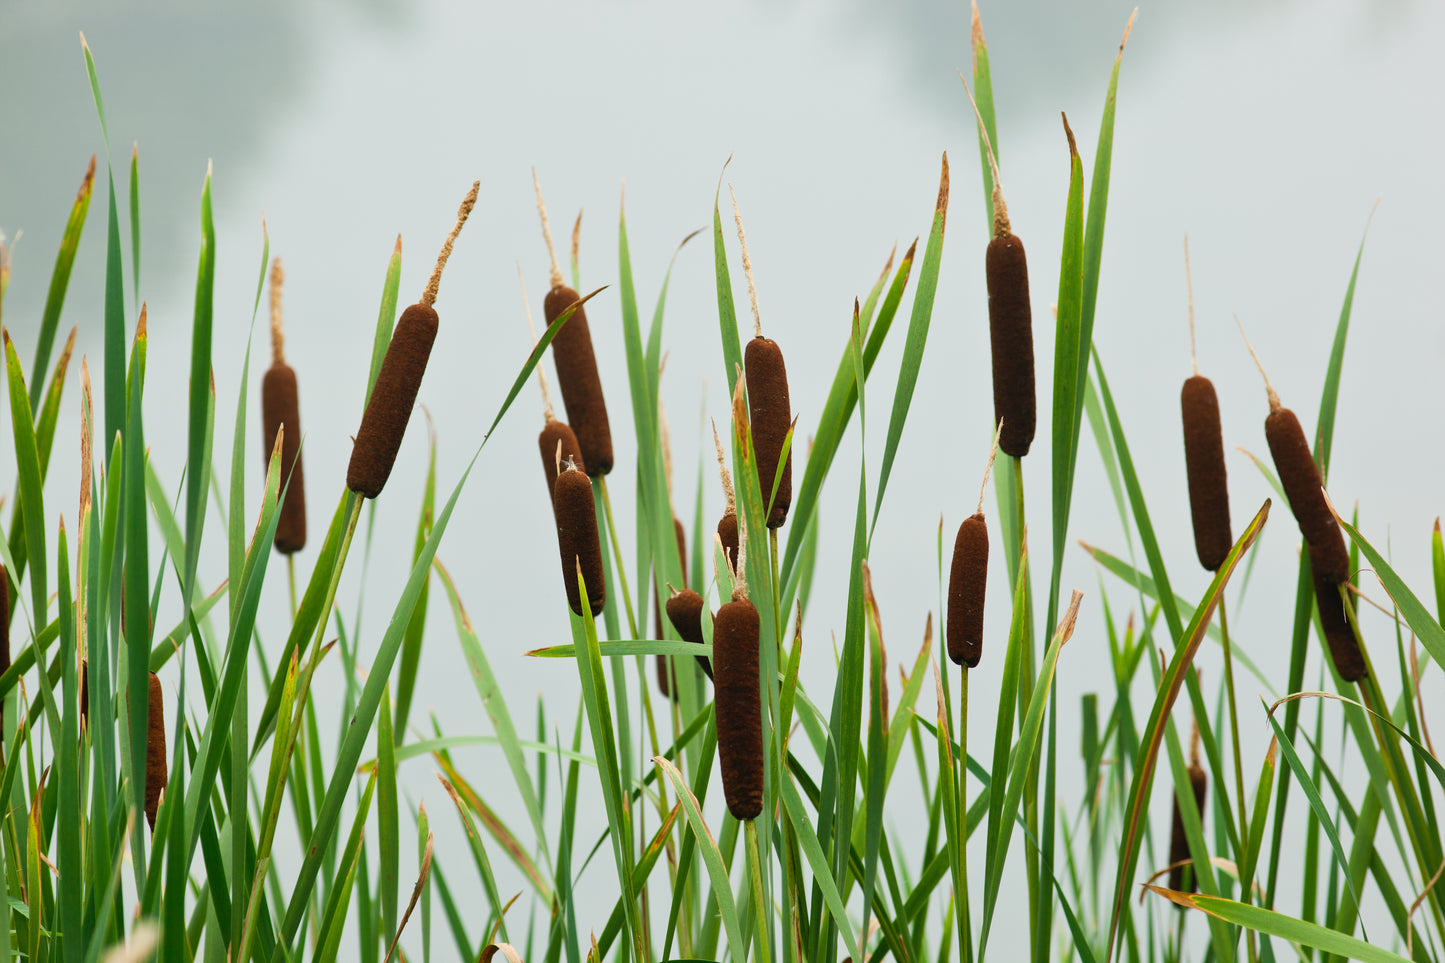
[347,303,439,498]
[717,513,740,575]
[986,232,1036,457]
[744,336,793,528]
[262,362,307,553]
[947,512,988,667]
[553,463,606,617]
[1167,760,1208,893]
[545,286,613,476]
[1314,574,1366,682]
[714,597,763,820]
[145,671,167,830]
[666,588,715,681]
[1180,374,1231,571]
[1264,407,1348,584]
[538,419,585,506]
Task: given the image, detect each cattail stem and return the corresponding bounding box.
[269,257,286,365]
[422,181,479,308]
[532,168,564,289]
[977,422,1002,515]
[517,263,556,420]
[1218,598,1250,862]
[596,477,638,637]
[745,821,773,960]
[570,208,583,287]
[1236,315,1281,413]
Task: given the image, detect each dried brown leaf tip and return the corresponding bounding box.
[348,181,477,499]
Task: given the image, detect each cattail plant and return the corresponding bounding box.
[552,458,606,617]
[713,420,740,573]
[145,671,166,830]
[731,187,793,528]
[713,516,763,821]
[1179,240,1231,571]
[348,182,479,499]
[962,74,1034,457]
[262,257,307,553]
[520,264,586,499]
[948,425,999,667]
[1168,723,1209,893]
[1240,319,1363,681]
[535,170,613,475]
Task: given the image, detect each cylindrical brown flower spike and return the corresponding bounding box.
[536,171,613,475]
[714,592,762,820]
[1239,320,1362,679]
[553,460,606,617]
[948,427,998,667]
[80,659,91,728]
[1181,375,1230,571]
[666,587,714,681]
[744,337,793,528]
[1314,572,1366,682]
[539,420,585,504]
[1168,729,1208,894]
[962,74,1034,458]
[145,671,167,830]
[263,258,307,553]
[1179,245,1231,572]
[348,183,479,498]
[948,514,989,667]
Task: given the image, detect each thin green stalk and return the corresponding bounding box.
[598,476,640,640]
[960,666,972,963]
[747,820,773,963]
[287,554,297,620]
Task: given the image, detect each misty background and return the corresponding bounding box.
[3,0,1443,958]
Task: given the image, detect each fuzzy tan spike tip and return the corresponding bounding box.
[729,185,763,338]
[269,257,285,364]
[1235,314,1280,412]
[422,181,479,307]
[958,71,1006,236]
[533,168,564,288]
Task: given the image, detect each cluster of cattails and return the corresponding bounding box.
[947,427,999,668]
[713,518,763,821]
[1242,325,1365,681]
[536,171,613,477]
[262,258,307,553]
[145,671,166,830]
[348,182,479,499]
[963,78,1034,458]
[1179,241,1232,572]
[1167,724,1209,894]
